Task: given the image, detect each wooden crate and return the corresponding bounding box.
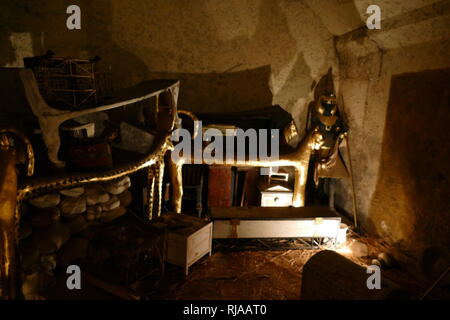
[159,213,212,275]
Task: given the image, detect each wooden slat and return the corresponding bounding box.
[212,218,341,239]
[209,206,338,220]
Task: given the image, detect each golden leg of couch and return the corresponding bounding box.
[0,141,19,299]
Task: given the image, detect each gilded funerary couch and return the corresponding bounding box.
[0,67,179,299]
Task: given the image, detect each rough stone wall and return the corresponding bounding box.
[0,0,338,131]
[334,1,450,249]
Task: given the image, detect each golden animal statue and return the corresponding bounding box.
[0,128,34,300]
[168,111,325,213]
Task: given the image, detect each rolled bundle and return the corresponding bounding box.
[301,250,410,300]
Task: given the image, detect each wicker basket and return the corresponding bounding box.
[27,54,112,110]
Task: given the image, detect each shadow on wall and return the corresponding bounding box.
[274,51,314,132]
[0,0,296,113]
[147,66,273,113]
[367,68,450,250]
[0,0,330,119]
[0,0,149,90]
[126,0,297,113]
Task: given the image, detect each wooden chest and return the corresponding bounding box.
[260,191,293,207]
[158,213,212,275]
[260,185,293,207]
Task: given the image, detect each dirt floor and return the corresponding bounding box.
[42,231,433,300]
[143,233,431,300]
[165,248,319,300]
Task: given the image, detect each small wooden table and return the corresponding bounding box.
[154,213,212,275]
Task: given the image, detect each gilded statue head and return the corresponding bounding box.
[315,93,338,131]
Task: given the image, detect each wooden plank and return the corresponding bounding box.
[187,225,212,265]
[212,218,341,239]
[83,272,140,300]
[209,206,338,220]
[166,232,186,266]
[158,212,209,236]
[208,167,232,207]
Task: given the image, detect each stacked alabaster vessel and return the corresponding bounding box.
[18,176,132,299]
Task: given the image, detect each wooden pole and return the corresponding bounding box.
[344,135,358,228]
[421,266,450,300]
[83,272,140,300]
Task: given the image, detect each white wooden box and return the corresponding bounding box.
[261,191,293,207]
[162,213,213,275]
[260,185,293,207]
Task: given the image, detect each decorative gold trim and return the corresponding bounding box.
[177,109,200,139]
[0,128,35,177]
[0,142,19,300]
[17,135,173,201]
